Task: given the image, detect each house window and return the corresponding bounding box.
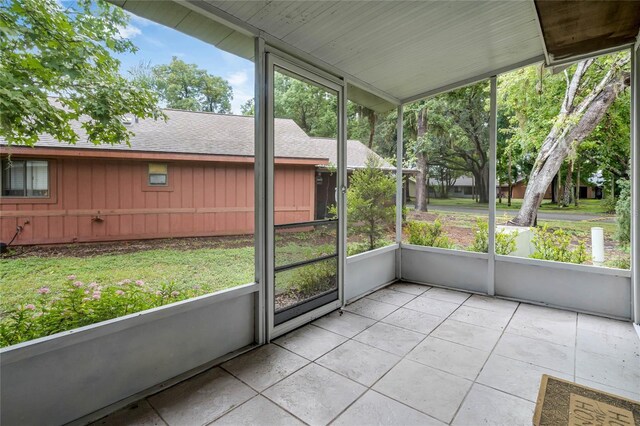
[1,159,49,197]
[148,163,168,186]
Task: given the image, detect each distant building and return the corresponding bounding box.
[407,174,600,201]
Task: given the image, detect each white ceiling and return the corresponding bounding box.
[116,0,546,109]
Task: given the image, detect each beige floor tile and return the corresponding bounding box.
[148,368,256,426]
[263,364,365,426]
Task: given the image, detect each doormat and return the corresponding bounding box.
[533,375,640,426]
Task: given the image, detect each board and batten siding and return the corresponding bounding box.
[0,157,316,245]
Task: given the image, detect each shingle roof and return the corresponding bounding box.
[310,137,393,170]
[0,108,390,168]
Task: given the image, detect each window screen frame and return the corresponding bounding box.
[1,158,50,199]
[147,163,169,187]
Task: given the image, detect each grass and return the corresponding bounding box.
[0,247,255,313]
[0,236,344,314]
[428,197,610,215]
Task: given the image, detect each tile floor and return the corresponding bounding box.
[96,282,640,426]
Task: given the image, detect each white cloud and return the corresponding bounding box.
[226,70,253,114]
[227,71,248,86]
[128,13,159,28]
[117,24,142,39]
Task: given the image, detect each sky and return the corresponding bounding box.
[115,13,255,114]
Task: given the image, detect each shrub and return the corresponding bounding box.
[405,220,452,248]
[615,178,630,245]
[468,219,517,255]
[290,261,337,297]
[603,196,617,214]
[346,155,396,251]
[347,239,394,256]
[530,225,587,264]
[496,232,518,256]
[0,277,195,347]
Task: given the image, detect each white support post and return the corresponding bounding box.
[339,84,348,306]
[396,105,404,279]
[632,45,639,324]
[253,37,266,344]
[488,76,498,296]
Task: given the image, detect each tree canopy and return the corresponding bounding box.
[402,82,490,208]
[150,57,233,113]
[0,0,163,146]
[509,53,630,225]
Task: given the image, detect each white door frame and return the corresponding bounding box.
[264,50,346,340]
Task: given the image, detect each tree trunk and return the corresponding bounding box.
[562,158,574,207]
[557,168,562,207]
[415,109,428,211]
[367,111,376,149]
[415,152,427,211]
[510,56,630,226]
[426,177,431,205]
[575,163,580,207]
[404,175,410,202]
[480,165,489,203]
[507,149,512,206]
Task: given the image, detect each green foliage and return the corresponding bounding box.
[498,54,630,221]
[150,57,233,113]
[602,195,618,214]
[530,225,587,264]
[0,278,195,347]
[403,81,491,203]
[0,0,164,146]
[240,99,255,116]
[289,261,336,297]
[604,245,630,269]
[347,239,393,256]
[615,178,630,245]
[468,219,517,255]
[469,219,490,253]
[405,220,452,249]
[274,72,338,137]
[1,246,255,312]
[346,155,396,251]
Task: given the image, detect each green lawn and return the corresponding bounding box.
[0,238,345,314]
[428,197,610,215]
[0,247,254,313]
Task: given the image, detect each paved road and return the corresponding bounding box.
[426,204,615,223]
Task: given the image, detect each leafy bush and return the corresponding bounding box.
[405,220,452,248]
[603,196,617,214]
[0,277,194,347]
[347,239,394,256]
[468,219,517,255]
[530,225,587,264]
[497,232,519,256]
[615,178,630,245]
[290,261,337,297]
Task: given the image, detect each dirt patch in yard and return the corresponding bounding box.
[3,230,339,260]
[405,210,477,248]
[3,235,255,259]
